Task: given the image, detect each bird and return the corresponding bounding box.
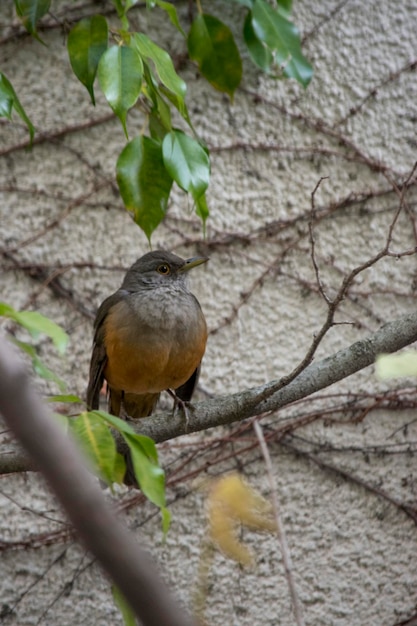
[87,250,208,423]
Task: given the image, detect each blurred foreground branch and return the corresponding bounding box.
[0,336,197,626]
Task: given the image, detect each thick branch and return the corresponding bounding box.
[133,310,417,442]
[1,311,417,473]
[0,336,197,626]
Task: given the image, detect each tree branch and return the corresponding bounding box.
[1,311,417,474]
[0,335,197,626]
[133,310,417,442]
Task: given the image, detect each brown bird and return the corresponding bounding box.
[87,250,208,422]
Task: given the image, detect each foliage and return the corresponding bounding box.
[206,472,276,567]
[71,410,171,532]
[0,72,35,145]
[0,304,169,530]
[0,302,68,389]
[2,0,313,242]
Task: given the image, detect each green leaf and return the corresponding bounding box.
[243,11,273,72]
[131,33,186,115]
[159,85,193,129]
[0,303,68,354]
[0,73,35,144]
[195,192,209,230]
[97,45,143,138]
[112,0,136,27]
[251,0,313,87]
[93,410,159,462]
[116,135,173,240]
[14,0,50,42]
[162,129,210,199]
[46,394,82,403]
[112,586,136,626]
[152,0,185,36]
[91,409,137,435]
[141,62,172,137]
[95,411,165,507]
[375,351,417,379]
[68,15,108,105]
[0,77,13,118]
[276,0,293,18]
[122,431,167,508]
[70,412,122,485]
[148,105,171,139]
[187,14,242,99]
[90,410,169,527]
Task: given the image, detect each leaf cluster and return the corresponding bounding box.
[2,0,313,241]
[0,304,169,530]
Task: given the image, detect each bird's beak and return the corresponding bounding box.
[180,256,209,272]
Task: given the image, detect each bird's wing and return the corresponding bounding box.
[86,292,124,410]
[175,364,201,402]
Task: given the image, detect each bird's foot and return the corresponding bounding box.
[167,389,193,433]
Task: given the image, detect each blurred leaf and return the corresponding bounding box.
[71,411,123,485]
[151,0,185,36]
[251,0,313,87]
[207,472,276,566]
[46,394,82,403]
[68,15,108,105]
[162,129,210,199]
[132,33,186,115]
[187,14,242,99]
[112,0,138,26]
[0,76,13,118]
[195,192,209,231]
[376,351,417,379]
[14,0,50,43]
[112,586,136,626]
[243,11,273,72]
[12,339,66,391]
[116,135,173,241]
[92,409,136,434]
[0,303,68,354]
[277,0,292,18]
[0,73,35,144]
[97,45,143,138]
[159,84,193,128]
[125,0,140,10]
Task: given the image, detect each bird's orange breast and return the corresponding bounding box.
[103,298,207,394]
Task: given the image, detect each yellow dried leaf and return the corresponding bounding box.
[206,472,276,566]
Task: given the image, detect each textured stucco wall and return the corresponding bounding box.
[1,0,417,624]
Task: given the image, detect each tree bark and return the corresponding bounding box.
[0,336,197,626]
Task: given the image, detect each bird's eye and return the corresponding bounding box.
[157,264,170,275]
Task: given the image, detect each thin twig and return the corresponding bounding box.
[308,177,330,303]
[253,420,305,626]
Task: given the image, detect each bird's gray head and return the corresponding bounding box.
[121,250,208,291]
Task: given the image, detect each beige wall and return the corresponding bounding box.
[1,1,417,624]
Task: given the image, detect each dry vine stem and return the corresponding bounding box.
[254,419,305,626]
